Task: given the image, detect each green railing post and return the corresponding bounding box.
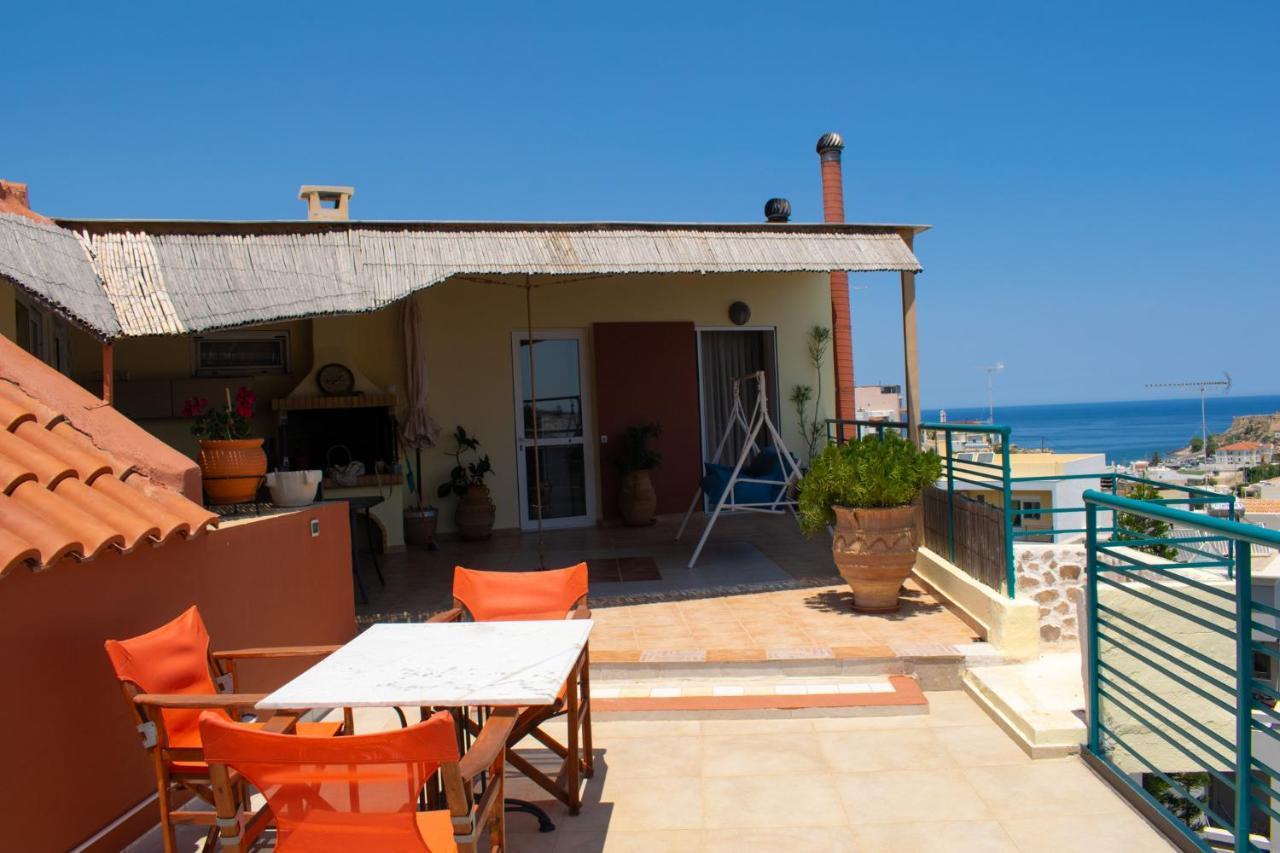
[1085,501,1100,756]
[999,427,1015,598]
[945,430,956,563]
[1234,543,1253,853]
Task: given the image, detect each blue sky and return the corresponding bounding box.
[5,2,1277,407]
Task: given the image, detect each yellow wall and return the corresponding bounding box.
[386,272,833,532]
[0,279,15,341]
[70,321,313,458]
[8,271,836,533]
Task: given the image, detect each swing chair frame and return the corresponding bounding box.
[676,370,805,568]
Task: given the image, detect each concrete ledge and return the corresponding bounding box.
[913,547,1040,659]
[962,657,1086,759]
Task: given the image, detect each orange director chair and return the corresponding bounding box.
[200,707,515,852]
[104,605,349,853]
[433,563,594,816]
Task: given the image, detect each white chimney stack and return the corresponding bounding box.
[298,185,355,221]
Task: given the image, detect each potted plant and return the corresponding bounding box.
[798,433,942,611]
[185,387,266,506]
[436,426,495,541]
[615,422,662,526]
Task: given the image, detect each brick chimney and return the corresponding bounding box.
[298,185,355,221]
[0,181,52,224]
[816,132,855,421]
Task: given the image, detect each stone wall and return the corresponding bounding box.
[1014,543,1086,643]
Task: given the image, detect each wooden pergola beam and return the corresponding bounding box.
[898,230,922,444]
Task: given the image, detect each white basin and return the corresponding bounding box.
[265,469,322,507]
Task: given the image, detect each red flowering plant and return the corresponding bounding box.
[185,387,255,440]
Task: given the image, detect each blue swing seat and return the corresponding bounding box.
[701,446,791,507]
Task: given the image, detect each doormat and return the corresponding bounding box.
[587,556,662,583]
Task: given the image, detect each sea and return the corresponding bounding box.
[936,395,1280,465]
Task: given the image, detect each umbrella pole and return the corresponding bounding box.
[525,278,546,568]
[415,448,422,508]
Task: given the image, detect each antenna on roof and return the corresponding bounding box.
[980,362,1004,424]
[1145,372,1231,461]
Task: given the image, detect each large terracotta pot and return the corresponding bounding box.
[456,485,496,541]
[198,438,267,506]
[831,504,920,612]
[618,469,658,527]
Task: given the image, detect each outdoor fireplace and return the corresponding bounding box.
[272,393,398,484]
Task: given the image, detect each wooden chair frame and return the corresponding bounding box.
[113,640,348,853]
[205,708,518,852]
[431,596,595,814]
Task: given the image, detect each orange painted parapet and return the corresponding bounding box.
[0,502,355,852]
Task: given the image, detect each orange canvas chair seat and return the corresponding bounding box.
[200,709,513,852]
[104,605,347,853]
[437,563,594,815]
[451,562,589,622]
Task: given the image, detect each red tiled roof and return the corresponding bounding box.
[0,339,217,577]
[1243,499,1280,515]
[1219,441,1264,451]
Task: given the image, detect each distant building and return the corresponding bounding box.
[944,451,1107,543]
[855,384,902,422]
[1216,441,1271,467]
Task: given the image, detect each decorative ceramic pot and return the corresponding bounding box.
[198,439,267,506]
[618,470,658,527]
[455,485,496,541]
[831,504,920,612]
[404,506,439,548]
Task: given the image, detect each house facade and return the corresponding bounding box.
[0,137,929,542]
[1216,440,1270,467]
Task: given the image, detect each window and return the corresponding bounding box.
[1012,498,1043,527]
[193,331,289,376]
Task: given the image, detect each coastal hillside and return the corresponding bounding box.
[1173,411,1280,457]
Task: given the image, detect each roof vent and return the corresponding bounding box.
[816,132,845,160]
[764,198,791,223]
[298,185,355,221]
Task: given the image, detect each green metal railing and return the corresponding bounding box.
[825,419,1242,599]
[1084,490,1280,851]
[825,418,908,444]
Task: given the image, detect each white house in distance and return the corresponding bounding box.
[854,383,902,422]
[946,451,1107,543]
[1216,441,1271,467]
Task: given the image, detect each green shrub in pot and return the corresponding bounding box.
[798,433,942,611]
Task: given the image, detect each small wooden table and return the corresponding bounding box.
[258,621,594,825]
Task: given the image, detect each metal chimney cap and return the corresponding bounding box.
[816,132,845,154]
[764,198,792,223]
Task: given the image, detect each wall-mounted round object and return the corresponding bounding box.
[729,301,751,326]
[316,362,355,395]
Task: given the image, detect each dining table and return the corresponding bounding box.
[257,619,594,831]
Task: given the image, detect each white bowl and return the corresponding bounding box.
[265,469,323,507]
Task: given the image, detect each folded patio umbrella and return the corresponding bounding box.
[400,297,442,506]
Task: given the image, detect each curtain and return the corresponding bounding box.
[699,331,779,465]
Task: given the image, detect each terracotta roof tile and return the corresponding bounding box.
[0,339,219,577]
[1243,499,1280,515]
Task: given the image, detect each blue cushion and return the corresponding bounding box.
[701,447,791,507]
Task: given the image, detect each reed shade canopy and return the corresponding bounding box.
[0,214,924,341]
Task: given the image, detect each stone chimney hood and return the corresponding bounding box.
[298,185,354,221]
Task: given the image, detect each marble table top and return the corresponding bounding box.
[257,620,593,710]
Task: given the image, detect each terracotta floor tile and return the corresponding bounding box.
[852,820,1018,853]
[701,774,848,829]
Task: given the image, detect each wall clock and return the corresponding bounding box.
[316,362,355,395]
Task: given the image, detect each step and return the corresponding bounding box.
[587,674,928,719]
[963,654,1086,759]
[590,641,1002,691]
